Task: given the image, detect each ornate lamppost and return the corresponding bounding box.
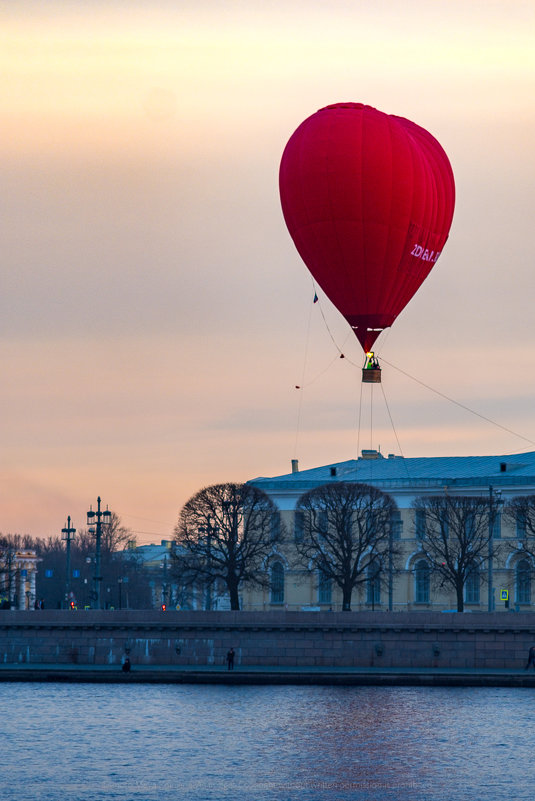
[87,497,111,610]
[61,516,76,609]
[488,487,503,612]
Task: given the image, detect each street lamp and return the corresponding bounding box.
[87,497,112,610]
[488,487,503,612]
[388,511,401,611]
[61,516,76,609]
[160,555,169,609]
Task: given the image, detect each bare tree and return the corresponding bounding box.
[173,483,282,610]
[76,512,131,557]
[503,497,535,600]
[100,512,132,554]
[504,496,535,556]
[412,495,497,612]
[294,482,398,611]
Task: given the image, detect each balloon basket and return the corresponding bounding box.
[362,368,382,384]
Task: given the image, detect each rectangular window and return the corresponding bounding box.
[270,511,281,542]
[415,510,426,540]
[390,510,402,540]
[318,510,328,538]
[294,510,304,542]
[270,563,284,605]
[516,561,531,604]
[464,512,475,540]
[517,511,526,539]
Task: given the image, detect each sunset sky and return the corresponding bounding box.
[2,0,534,544]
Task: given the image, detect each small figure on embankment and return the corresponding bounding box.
[122,656,131,673]
[525,646,535,671]
[226,648,235,671]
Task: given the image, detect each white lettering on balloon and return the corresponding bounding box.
[410,243,441,263]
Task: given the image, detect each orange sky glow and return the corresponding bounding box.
[2,0,534,543]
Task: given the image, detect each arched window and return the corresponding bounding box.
[366,560,381,606]
[516,559,531,604]
[465,564,480,604]
[414,559,430,604]
[270,561,284,605]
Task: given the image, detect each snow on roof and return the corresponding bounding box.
[249,451,535,492]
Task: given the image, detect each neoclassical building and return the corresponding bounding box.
[0,548,40,610]
[242,449,535,613]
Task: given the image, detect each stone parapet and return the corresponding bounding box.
[1,610,534,669]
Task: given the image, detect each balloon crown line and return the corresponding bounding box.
[321,102,370,111]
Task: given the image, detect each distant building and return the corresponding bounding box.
[244,450,535,612]
[124,540,232,610]
[122,540,176,609]
[0,548,40,610]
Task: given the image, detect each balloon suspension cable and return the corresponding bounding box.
[380,356,535,449]
[314,283,346,354]
[379,381,413,482]
[369,382,374,451]
[311,299,535,452]
[356,375,364,461]
[293,285,350,460]
[293,285,535,459]
[293,287,315,459]
[294,287,352,390]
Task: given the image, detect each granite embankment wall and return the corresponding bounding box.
[1,610,534,670]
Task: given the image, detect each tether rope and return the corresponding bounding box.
[294,290,535,459]
[292,289,315,459]
[379,356,535,449]
[379,380,413,481]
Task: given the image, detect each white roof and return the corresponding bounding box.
[250,451,535,494]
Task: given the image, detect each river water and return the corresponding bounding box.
[2,683,534,800]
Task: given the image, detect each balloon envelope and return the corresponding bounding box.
[279,103,455,352]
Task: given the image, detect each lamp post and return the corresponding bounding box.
[61,516,76,609]
[160,555,168,609]
[388,511,400,612]
[488,487,503,613]
[87,497,112,610]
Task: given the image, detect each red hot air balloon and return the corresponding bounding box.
[279,103,455,380]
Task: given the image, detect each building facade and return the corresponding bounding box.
[242,449,535,613]
[0,548,40,610]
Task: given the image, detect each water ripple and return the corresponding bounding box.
[2,683,534,800]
